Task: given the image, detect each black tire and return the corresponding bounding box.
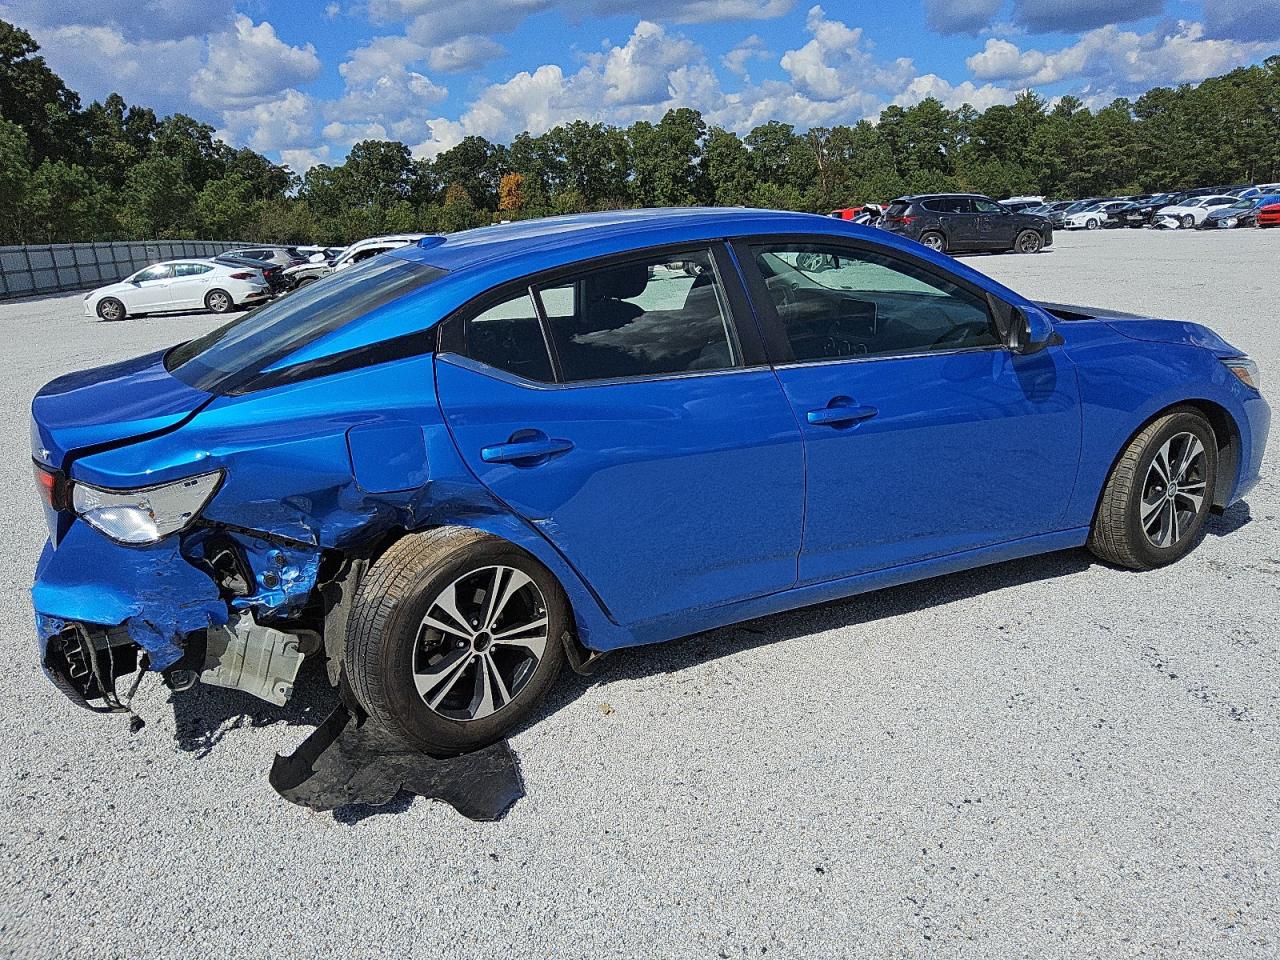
[344,527,568,755]
[1180,214,1195,229]
[1014,229,1043,254]
[1086,217,1100,230]
[920,231,946,253]
[205,288,234,314]
[1088,408,1217,571]
[96,297,126,321]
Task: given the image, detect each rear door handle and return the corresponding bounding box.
[481,435,574,464]
[806,404,878,427]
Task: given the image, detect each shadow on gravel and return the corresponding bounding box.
[170,656,337,759]
[1206,500,1252,538]
[521,545,1098,731]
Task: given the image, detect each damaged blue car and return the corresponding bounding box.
[31,208,1269,754]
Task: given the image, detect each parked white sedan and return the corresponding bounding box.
[84,259,271,321]
[1154,195,1238,229]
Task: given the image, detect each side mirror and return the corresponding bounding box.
[1005,305,1056,354]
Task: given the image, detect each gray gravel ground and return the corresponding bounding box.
[2,228,1278,959]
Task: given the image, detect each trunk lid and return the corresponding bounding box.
[31,348,213,468]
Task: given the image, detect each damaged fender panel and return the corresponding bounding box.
[32,522,227,670]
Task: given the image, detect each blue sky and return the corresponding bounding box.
[3,0,1276,172]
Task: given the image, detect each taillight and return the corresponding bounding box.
[228,271,255,280]
[34,461,69,511]
[886,215,916,225]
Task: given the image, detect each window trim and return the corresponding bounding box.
[437,240,769,388]
[731,234,1010,367]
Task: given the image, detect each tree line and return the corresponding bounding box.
[1,18,1278,246]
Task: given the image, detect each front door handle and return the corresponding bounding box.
[481,434,574,464]
[806,403,878,427]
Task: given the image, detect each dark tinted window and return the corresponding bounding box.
[462,291,554,382]
[751,244,999,362]
[165,255,446,394]
[922,197,970,214]
[972,198,1004,214]
[536,249,737,382]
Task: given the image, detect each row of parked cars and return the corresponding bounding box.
[83,235,430,320]
[1004,184,1280,231]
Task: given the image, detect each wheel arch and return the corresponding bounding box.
[1090,398,1240,525]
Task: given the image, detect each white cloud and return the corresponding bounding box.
[966,20,1274,93]
[218,89,319,154]
[893,74,1016,111]
[779,6,915,101]
[425,35,507,72]
[721,35,769,80]
[192,16,321,110]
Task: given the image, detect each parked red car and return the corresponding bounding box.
[1257,201,1280,228]
[828,206,865,220]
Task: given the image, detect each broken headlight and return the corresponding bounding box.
[72,471,223,544]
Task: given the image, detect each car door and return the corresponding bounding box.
[972,198,1014,247]
[735,237,1082,584]
[169,263,211,308]
[937,197,978,249]
[435,244,806,627]
[126,264,177,310]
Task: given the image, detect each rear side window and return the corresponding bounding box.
[535,249,738,383]
[174,263,212,277]
[462,291,554,383]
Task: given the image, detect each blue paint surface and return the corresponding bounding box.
[25,209,1270,682]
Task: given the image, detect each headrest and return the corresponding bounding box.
[584,262,649,303]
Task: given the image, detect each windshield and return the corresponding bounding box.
[165,255,446,394]
[1064,201,1093,214]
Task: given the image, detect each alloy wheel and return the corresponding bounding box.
[98,299,122,320]
[208,292,230,312]
[1140,431,1207,548]
[922,234,944,251]
[1018,232,1042,253]
[412,565,549,722]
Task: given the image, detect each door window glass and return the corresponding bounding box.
[972,199,1004,214]
[751,244,1000,362]
[174,263,212,277]
[535,249,737,382]
[462,291,554,382]
[135,264,174,282]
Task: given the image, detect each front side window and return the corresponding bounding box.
[973,199,1005,214]
[462,291,554,382]
[535,249,738,382]
[750,244,1000,363]
[134,265,174,282]
[165,255,446,394]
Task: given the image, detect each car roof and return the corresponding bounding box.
[393,208,845,273]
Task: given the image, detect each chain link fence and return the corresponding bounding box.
[0,240,258,300]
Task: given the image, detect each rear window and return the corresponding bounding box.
[885,201,913,217]
[165,255,446,394]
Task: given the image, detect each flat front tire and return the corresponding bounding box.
[344,527,568,755]
[1088,408,1217,570]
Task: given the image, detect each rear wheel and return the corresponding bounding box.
[1088,409,1217,570]
[205,289,233,313]
[1014,230,1043,254]
[96,297,126,321]
[919,231,945,252]
[344,527,568,755]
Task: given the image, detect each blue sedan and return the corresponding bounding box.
[30,209,1269,754]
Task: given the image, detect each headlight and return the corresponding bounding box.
[1222,358,1260,392]
[72,471,222,544]
[1225,218,1238,228]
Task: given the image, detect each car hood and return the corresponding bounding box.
[1038,301,1241,356]
[31,349,214,468]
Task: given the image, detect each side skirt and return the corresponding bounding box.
[587,527,1092,652]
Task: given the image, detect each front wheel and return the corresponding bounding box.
[1014,230,1043,254]
[1180,214,1195,229]
[1088,408,1217,570]
[344,527,568,755]
[96,297,126,321]
[1086,217,1100,230]
[205,289,234,314]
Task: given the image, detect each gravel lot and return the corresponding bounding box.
[2,229,1278,959]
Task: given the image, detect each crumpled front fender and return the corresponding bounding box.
[32,522,229,670]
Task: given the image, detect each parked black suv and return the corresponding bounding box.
[882,194,1053,254]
